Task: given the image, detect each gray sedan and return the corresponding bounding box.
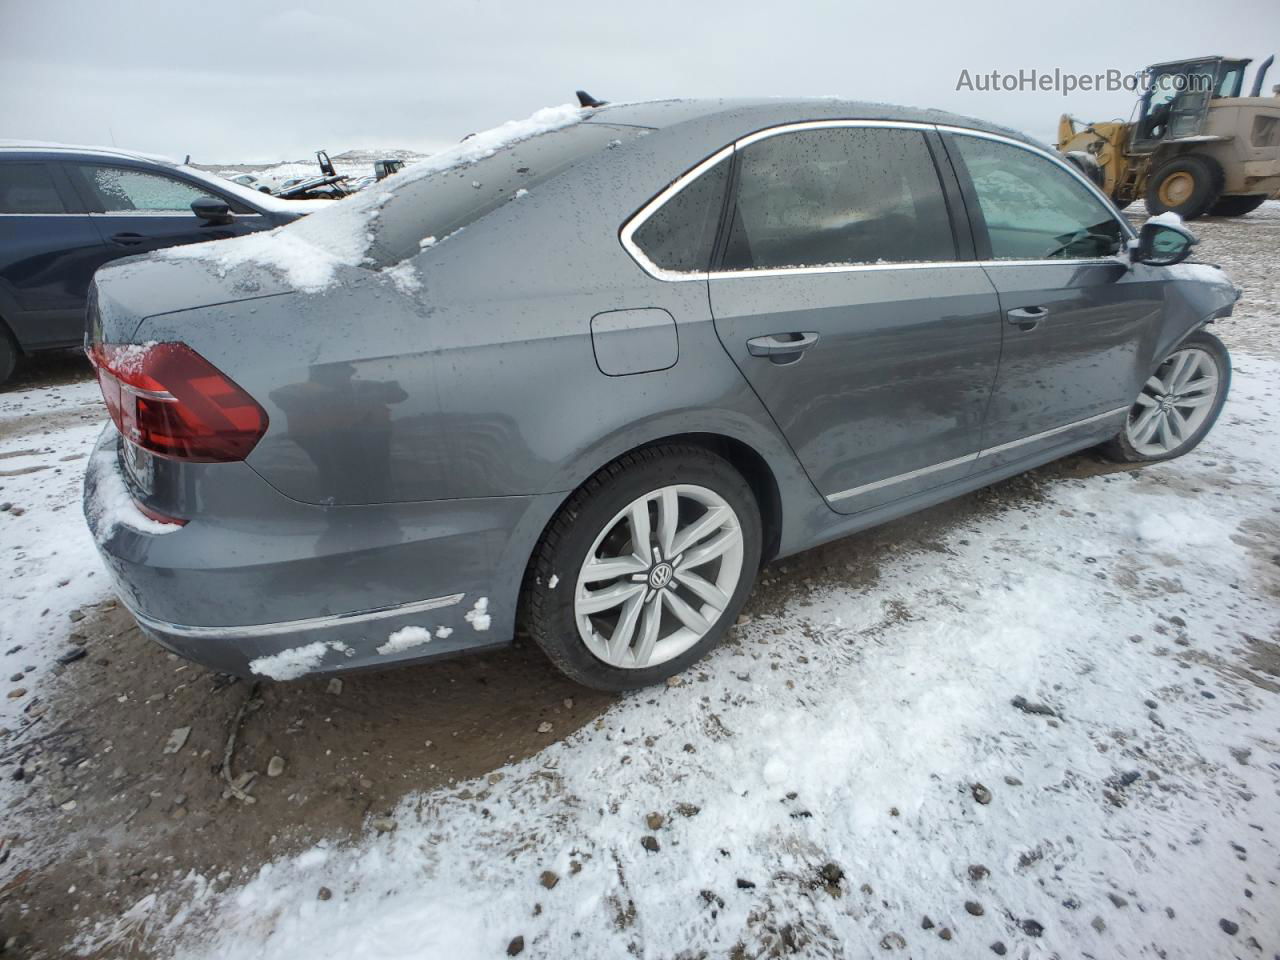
[83,97,1237,690]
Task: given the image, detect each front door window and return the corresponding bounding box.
[71,165,220,213]
[950,136,1123,261]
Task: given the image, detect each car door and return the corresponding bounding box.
[65,161,267,265]
[942,132,1165,468]
[705,123,1003,514]
[0,159,107,348]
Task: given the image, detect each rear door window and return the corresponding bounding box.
[721,127,957,270]
[0,162,68,214]
[950,136,1124,260]
[70,164,225,214]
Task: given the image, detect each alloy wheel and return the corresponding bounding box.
[1125,346,1221,456]
[574,484,744,669]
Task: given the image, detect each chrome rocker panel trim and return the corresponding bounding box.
[124,591,467,640]
[826,406,1130,503]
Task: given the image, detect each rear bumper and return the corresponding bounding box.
[83,427,562,678]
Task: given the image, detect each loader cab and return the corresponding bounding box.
[1132,57,1250,152]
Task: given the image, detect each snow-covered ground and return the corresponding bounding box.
[0,379,106,735]
[1,204,1279,959]
[106,357,1280,959]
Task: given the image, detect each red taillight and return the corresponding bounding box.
[86,342,268,462]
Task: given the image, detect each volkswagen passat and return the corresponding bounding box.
[83,98,1237,690]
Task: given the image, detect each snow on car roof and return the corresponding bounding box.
[159,102,589,292]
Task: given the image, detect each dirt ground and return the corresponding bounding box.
[1,205,1277,958]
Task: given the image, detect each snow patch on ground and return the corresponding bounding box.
[0,381,109,739]
[434,626,453,639]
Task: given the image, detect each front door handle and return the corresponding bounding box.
[746,332,819,362]
[1007,306,1048,330]
[110,232,147,246]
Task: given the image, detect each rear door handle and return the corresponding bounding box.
[110,232,147,246]
[1007,306,1048,330]
[746,332,819,361]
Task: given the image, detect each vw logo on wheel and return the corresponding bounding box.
[648,562,674,591]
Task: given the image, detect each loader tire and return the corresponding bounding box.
[1208,194,1267,217]
[1145,156,1224,220]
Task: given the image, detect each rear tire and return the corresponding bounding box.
[1208,194,1268,217]
[1101,330,1230,464]
[0,325,18,387]
[1145,155,1225,220]
[523,444,762,691]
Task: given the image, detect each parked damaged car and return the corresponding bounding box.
[82,98,1238,691]
[0,142,329,383]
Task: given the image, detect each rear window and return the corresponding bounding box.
[366,123,645,268]
[0,162,67,214]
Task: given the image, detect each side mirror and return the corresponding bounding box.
[1132,217,1197,266]
[191,197,233,225]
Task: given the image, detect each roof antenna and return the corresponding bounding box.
[576,90,607,108]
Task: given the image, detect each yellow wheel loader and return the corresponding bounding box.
[1059,54,1280,218]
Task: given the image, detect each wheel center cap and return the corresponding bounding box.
[648,562,674,591]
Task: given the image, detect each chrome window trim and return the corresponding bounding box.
[620,119,1135,283]
[619,142,736,283]
[86,209,259,218]
[976,259,1125,268]
[0,212,85,217]
[125,591,466,640]
[825,406,1129,503]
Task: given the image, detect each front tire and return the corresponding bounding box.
[1101,331,1231,463]
[0,326,18,386]
[523,444,762,691]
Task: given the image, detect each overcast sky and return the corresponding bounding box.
[2,0,1277,163]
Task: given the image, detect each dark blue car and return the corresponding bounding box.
[0,142,323,383]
